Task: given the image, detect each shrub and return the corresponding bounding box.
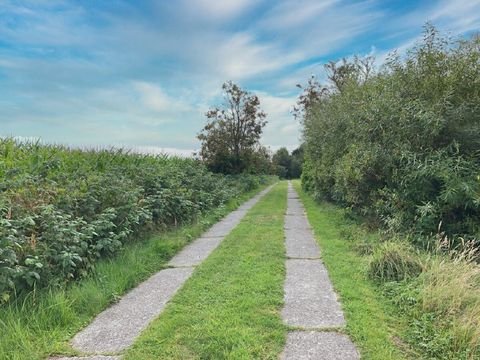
[0,139,269,303]
[301,25,480,246]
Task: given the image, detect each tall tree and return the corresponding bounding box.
[198,81,267,174]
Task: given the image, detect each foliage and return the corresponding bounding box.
[0,176,271,360]
[272,146,304,179]
[0,139,269,303]
[298,180,480,358]
[198,81,268,174]
[301,25,480,246]
[383,245,480,359]
[294,181,405,359]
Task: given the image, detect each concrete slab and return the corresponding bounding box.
[282,259,345,328]
[72,267,194,353]
[203,186,272,237]
[286,203,305,215]
[284,214,311,230]
[50,357,120,360]
[168,237,223,267]
[281,331,360,360]
[284,228,320,259]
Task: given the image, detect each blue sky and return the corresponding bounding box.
[1,0,479,155]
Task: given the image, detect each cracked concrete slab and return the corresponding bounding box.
[286,202,305,215]
[168,237,224,267]
[284,214,312,230]
[281,183,358,359]
[281,331,360,360]
[201,212,245,237]
[282,259,345,328]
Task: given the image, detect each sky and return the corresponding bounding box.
[1,0,480,156]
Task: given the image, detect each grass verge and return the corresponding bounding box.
[295,180,480,359]
[293,180,409,360]
[0,182,274,360]
[124,182,288,360]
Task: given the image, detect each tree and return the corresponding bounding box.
[290,145,304,179]
[272,147,290,179]
[272,146,304,179]
[198,81,267,174]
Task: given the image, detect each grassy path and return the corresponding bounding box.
[293,181,406,360]
[124,182,288,359]
[2,179,411,360]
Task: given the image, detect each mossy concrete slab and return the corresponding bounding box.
[50,356,120,360]
[284,228,320,259]
[67,184,274,357]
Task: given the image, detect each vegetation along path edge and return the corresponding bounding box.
[49,184,274,359]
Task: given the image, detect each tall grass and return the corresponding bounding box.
[369,238,480,358]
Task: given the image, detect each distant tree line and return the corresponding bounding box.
[272,146,304,179]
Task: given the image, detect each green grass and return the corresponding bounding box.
[124,182,288,360]
[0,183,273,360]
[293,180,410,360]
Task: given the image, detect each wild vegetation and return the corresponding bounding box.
[0,138,269,303]
[298,26,480,359]
[296,181,480,359]
[301,25,480,247]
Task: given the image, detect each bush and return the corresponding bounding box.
[368,242,423,282]
[0,139,268,303]
[301,25,480,247]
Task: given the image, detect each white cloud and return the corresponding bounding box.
[133,82,192,113]
[260,0,338,29]
[216,32,303,79]
[256,92,300,147]
[130,145,195,158]
[1,0,480,153]
[431,0,480,32]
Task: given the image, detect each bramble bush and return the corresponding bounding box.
[301,25,480,247]
[0,139,269,303]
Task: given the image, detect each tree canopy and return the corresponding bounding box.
[198,81,267,174]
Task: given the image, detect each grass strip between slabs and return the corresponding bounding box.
[292,180,408,360]
[124,182,288,360]
[0,182,274,360]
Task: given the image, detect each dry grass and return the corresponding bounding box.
[418,250,480,355]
